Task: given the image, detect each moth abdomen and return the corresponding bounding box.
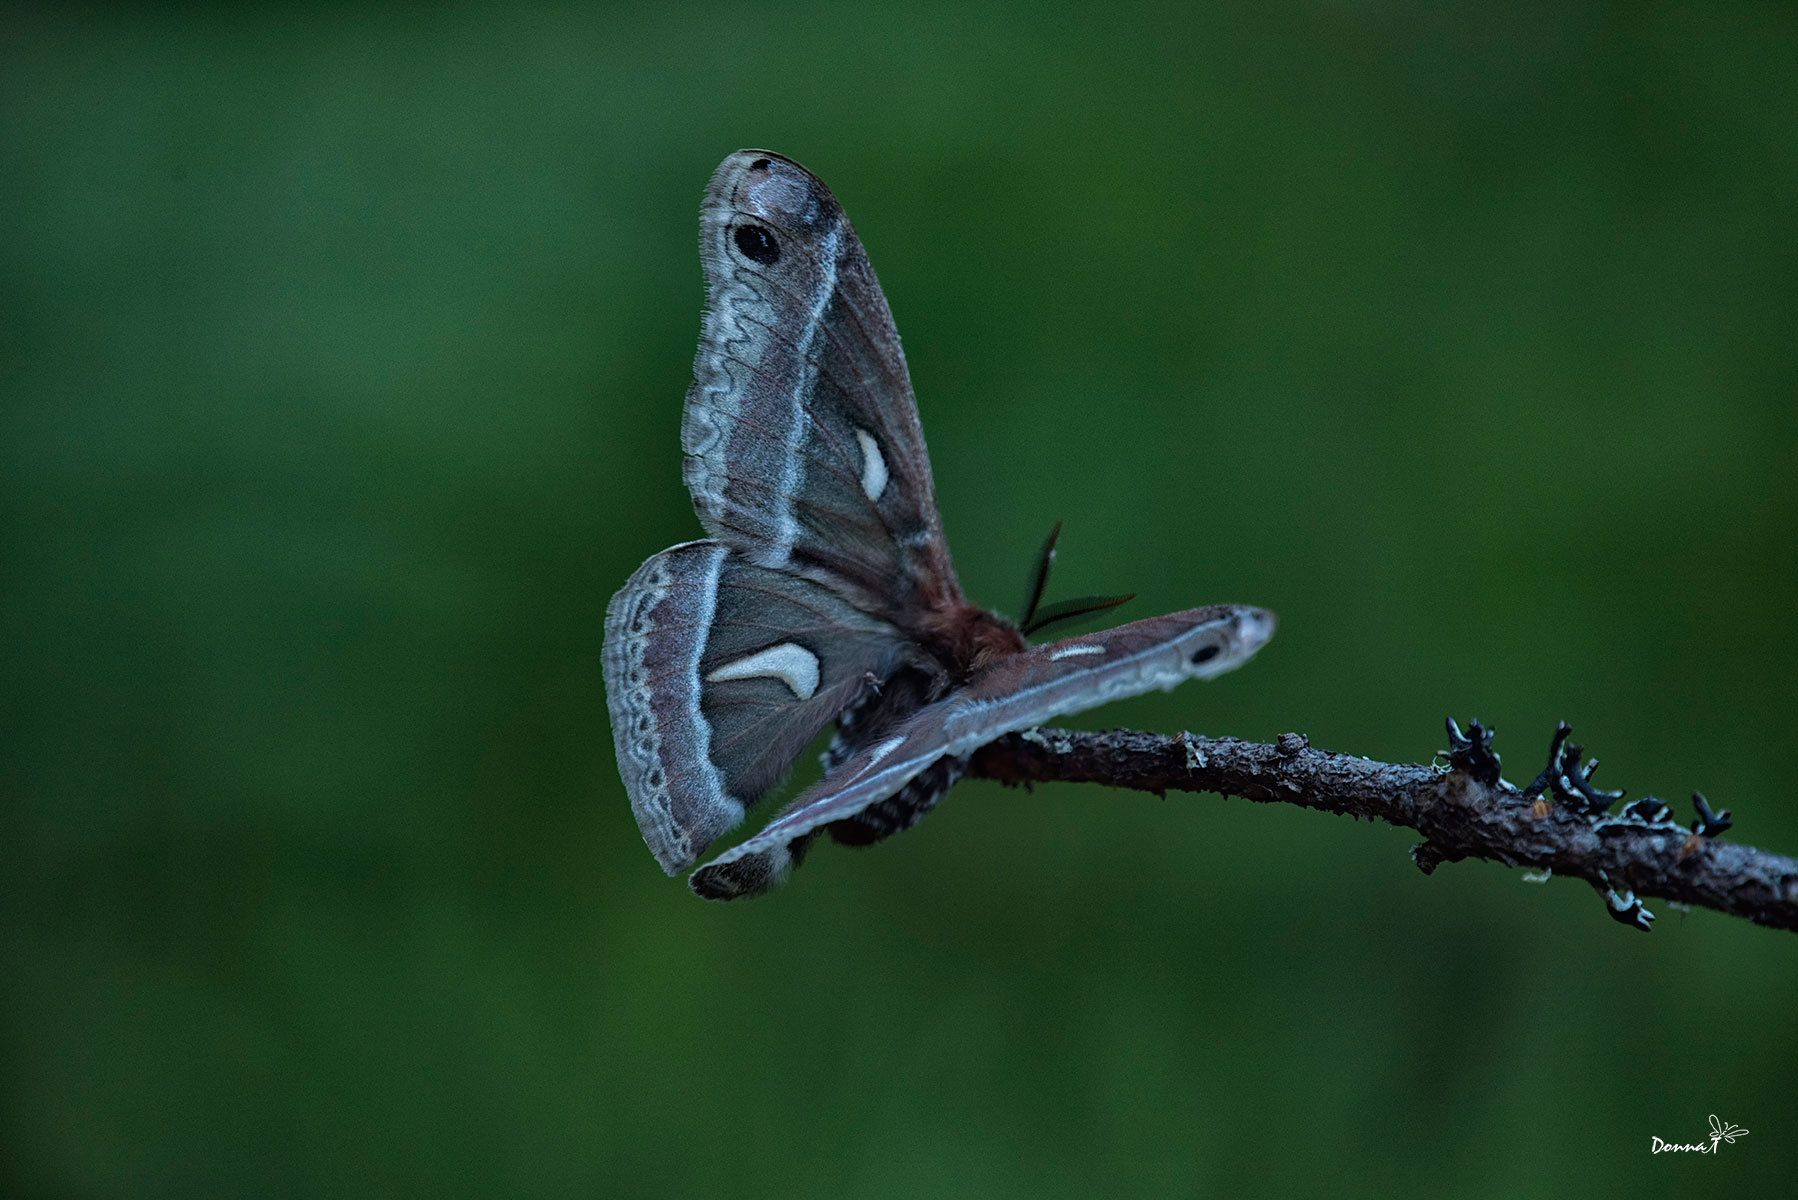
[826,754,965,847]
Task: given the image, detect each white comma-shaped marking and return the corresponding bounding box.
[854,428,888,503]
[706,642,821,701]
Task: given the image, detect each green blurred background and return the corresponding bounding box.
[5,2,1795,1196]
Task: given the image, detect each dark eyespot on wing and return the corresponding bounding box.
[733,223,780,264]
[1190,644,1220,664]
[749,156,771,170]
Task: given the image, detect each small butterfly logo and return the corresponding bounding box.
[1707,1114,1748,1148]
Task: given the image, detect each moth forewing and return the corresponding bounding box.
[941,605,1277,743]
[680,150,960,621]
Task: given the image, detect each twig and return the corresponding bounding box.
[966,720,1798,934]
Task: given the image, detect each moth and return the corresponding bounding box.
[603,150,1276,900]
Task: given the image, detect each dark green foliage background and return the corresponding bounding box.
[5,3,1795,1196]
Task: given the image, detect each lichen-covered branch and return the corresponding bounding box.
[965,721,1798,934]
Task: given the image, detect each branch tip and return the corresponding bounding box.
[1444,717,1502,785]
[1691,791,1733,838]
[1601,885,1656,932]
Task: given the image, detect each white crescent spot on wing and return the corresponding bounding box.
[705,642,821,701]
[854,427,888,503]
[1049,643,1105,660]
[865,734,906,767]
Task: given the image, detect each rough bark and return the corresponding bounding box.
[966,722,1798,934]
